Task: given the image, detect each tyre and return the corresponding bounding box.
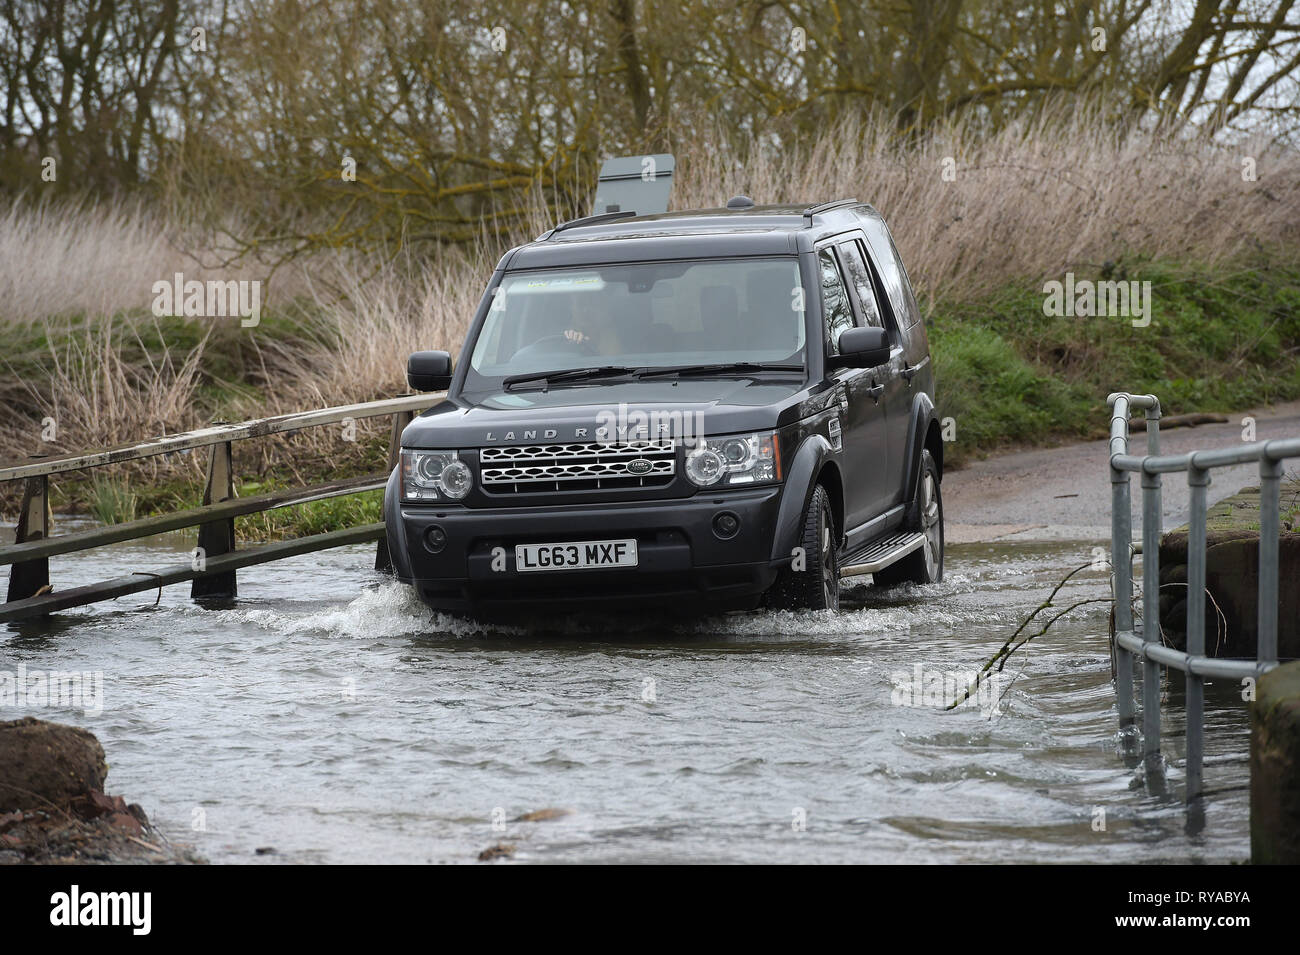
[874,448,943,586]
[768,483,840,611]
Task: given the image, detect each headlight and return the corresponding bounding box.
[401,450,472,501]
[685,431,781,488]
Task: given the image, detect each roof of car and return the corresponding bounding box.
[502,201,882,271]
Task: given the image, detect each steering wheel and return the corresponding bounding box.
[513,333,598,361]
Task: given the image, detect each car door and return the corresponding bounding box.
[838,236,911,509]
[861,217,932,499]
[817,246,890,530]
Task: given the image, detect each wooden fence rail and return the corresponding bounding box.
[1,394,440,624]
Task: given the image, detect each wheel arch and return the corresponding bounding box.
[924,417,944,480]
[382,466,415,580]
[816,460,845,546]
[770,433,839,563]
[899,393,942,512]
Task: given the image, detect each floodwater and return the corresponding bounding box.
[1,528,1253,864]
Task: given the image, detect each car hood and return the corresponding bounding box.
[403,378,810,448]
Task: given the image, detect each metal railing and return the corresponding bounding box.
[1,394,440,623]
[1108,392,1300,801]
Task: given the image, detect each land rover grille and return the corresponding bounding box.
[479,440,675,494]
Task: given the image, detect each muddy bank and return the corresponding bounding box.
[0,717,202,864]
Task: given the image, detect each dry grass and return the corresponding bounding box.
[0,195,316,472]
[0,195,314,327]
[35,319,210,450]
[2,111,1298,484]
[268,245,488,408]
[0,197,188,325]
[675,111,1300,305]
[281,112,1300,413]
[1,317,212,496]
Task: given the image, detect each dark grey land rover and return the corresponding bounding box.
[383,198,944,616]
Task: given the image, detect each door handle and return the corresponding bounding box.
[867,382,884,401]
[902,357,929,382]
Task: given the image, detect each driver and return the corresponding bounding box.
[562,294,628,356]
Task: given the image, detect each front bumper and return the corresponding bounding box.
[394,485,786,613]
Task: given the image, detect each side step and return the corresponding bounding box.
[839,532,925,578]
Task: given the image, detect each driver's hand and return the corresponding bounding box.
[564,328,590,343]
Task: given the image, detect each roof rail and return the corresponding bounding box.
[802,198,860,224]
[538,209,637,240]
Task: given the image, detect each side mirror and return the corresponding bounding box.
[834,326,891,368]
[407,351,453,392]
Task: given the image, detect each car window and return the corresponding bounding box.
[818,249,854,356]
[836,239,884,329]
[860,216,919,328]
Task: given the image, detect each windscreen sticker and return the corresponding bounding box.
[512,275,606,293]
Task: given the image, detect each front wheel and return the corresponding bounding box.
[768,483,840,611]
[874,449,944,586]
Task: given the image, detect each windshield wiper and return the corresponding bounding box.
[503,365,641,390]
[635,362,805,379]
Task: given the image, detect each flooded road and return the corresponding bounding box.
[1,528,1252,863]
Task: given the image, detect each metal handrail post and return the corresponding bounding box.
[1141,467,1163,763]
[1107,393,1137,731]
[1141,399,1162,763]
[1257,455,1282,666]
[1146,404,1162,535]
[1112,458,1136,729]
[1184,463,1210,802]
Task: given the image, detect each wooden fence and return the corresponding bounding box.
[0,395,440,624]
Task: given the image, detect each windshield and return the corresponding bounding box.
[465,258,807,389]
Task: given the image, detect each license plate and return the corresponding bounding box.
[515,539,638,573]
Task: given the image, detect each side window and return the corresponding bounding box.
[861,216,919,327]
[836,239,884,329]
[818,249,854,356]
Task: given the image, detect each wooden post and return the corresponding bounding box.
[192,440,237,598]
[375,410,413,572]
[6,473,51,603]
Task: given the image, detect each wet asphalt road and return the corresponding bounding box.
[944,399,1300,543]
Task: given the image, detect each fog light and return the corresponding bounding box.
[712,511,740,540]
[424,525,448,553]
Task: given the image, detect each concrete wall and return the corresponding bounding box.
[1252,661,1300,864]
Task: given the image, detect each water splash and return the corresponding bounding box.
[228,581,519,639]
[209,574,994,641]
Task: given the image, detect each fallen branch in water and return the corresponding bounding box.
[945,561,1113,711]
[949,525,1243,713]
